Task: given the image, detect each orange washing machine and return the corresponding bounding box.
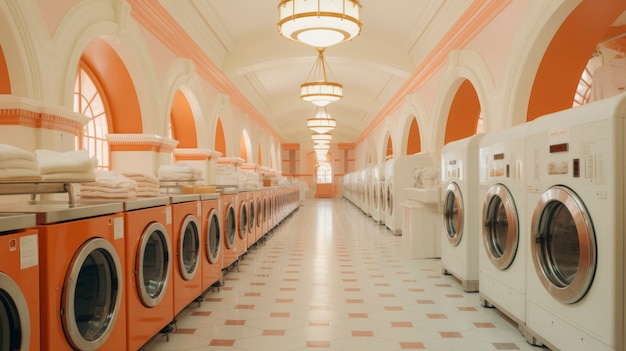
[0,202,126,351]
[169,194,202,317]
[122,197,174,351]
[262,188,271,237]
[254,189,263,243]
[0,213,39,351]
[200,193,222,291]
[221,188,238,270]
[236,190,249,257]
[246,190,256,248]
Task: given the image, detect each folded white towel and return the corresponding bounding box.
[80,184,136,193]
[0,159,39,171]
[122,172,159,185]
[0,168,41,179]
[137,188,161,197]
[90,170,137,189]
[79,190,137,199]
[158,163,201,180]
[42,170,96,181]
[35,150,96,174]
[0,144,36,162]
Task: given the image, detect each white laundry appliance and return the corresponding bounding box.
[370,165,382,223]
[385,153,437,235]
[478,123,528,329]
[0,213,39,351]
[523,93,626,351]
[378,163,386,225]
[441,133,484,292]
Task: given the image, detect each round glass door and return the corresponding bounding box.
[444,183,464,246]
[531,185,596,304]
[225,205,236,249]
[62,238,122,351]
[249,200,255,234]
[206,210,221,264]
[137,222,171,307]
[0,273,30,351]
[482,184,519,269]
[257,199,262,228]
[239,202,248,240]
[387,185,393,215]
[178,215,200,281]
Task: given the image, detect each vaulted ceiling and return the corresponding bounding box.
[159,1,474,144]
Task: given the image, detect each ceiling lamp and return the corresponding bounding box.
[307,107,336,134]
[313,144,330,151]
[311,133,332,144]
[278,0,362,48]
[301,48,342,106]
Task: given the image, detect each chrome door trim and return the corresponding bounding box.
[239,202,247,240]
[206,209,221,264]
[444,182,464,246]
[225,204,236,249]
[62,238,122,351]
[482,184,519,270]
[531,185,596,304]
[0,273,30,351]
[137,222,171,307]
[178,215,200,281]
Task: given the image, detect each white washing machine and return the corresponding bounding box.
[441,133,484,292]
[386,153,439,235]
[370,165,382,223]
[378,163,386,225]
[523,93,626,351]
[478,123,528,328]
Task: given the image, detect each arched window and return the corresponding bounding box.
[316,161,332,184]
[74,65,110,169]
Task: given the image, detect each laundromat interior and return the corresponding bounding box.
[1,1,625,350]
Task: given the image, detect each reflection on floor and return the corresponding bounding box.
[143,198,546,351]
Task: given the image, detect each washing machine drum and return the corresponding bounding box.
[62,238,123,351]
[256,199,262,228]
[225,205,236,249]
[444,182,464,246]
[482,184,519,270]
[0,273,31,351]
[239,202,248,240]
[178,215,200,281]
[137,222,171,307]
[531,185,597,304]
[249,200,255,234]
[387,185,393,215]
[206,210,221,264]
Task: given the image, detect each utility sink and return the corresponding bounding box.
[405,187,440,204]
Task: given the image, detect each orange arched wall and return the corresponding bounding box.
[527,0,626,121]
[406,117,421,154]
[215,118,226,155]
[81,38,142,133]
[444,79,480,144]
[385,136,393,158]
[0,46,10,93]
[170,90,197,148]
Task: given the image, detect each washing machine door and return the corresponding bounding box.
[225,205,236,249]
[0,273,31,351]
[387,184,393,216]
[482,184,519,270]
[531,185,596,304]
[256,198,262,229]
[206,209,221,264]
[239,202,248,240]
[136,222,171,307]
[178,215,200,281]
[249,200,255,235]
[62,238,122,351]
[380,182,385,212]
[443,182,464,246]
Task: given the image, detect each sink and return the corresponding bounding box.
[405,187,440,204]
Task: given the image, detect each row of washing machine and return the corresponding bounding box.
[342,153,439,235]
[440,93,626,351]
[0,186,300,351]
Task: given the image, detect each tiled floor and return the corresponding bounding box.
[143,198,546,351]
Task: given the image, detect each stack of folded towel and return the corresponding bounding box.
[0,144,40,179]
[122,172,160,197]
[35,149,97,181]
[79,170,137,199]
[158,163,202,180]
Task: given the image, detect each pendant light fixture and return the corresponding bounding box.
[278,0,362,48]
[311,133,332,144]
[307,107,336,134]
[301,48,342,106]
